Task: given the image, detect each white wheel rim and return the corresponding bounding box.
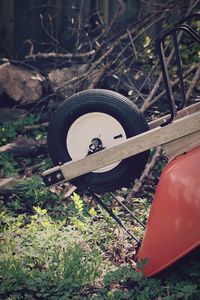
[66,112,127,173]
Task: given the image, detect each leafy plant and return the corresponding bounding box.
[0,209,102,300]
[3,176,64,217]
[0,153,20,176]
[0,114,39,147]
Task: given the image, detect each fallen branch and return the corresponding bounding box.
[88,64,109,89]
[0,137,46,157]
[186,62,200,100]
[25,50,95,60]
[103,0,126,37]
[140,31,183,112]
[141,62,199,112]
[57,45,114,92]
[127,28,138,60]
[24,122,49,130]
[140,0,199,112]
[0,177,23,196]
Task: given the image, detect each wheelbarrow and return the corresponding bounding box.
[42,14,200,277]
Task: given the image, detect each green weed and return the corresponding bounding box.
[0,114,39,147]
[0,209,102,300]
[0,153,20,177]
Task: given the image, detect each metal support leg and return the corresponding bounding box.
[90,192,141,244]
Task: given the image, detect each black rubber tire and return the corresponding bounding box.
[47,89,149,193]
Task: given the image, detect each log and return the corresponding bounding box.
[48,64,88,97]
[0,63,45,103]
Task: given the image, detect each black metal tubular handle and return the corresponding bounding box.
[157,40,177,125]
[180,24,200,42]
[110,192,146,228]
[156,15,200,126]
[157,25,200,44]
[172,31,186,111]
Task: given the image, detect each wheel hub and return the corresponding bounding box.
[66,112,127,173]
[88,138,104,154]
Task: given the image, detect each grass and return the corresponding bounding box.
[1,114,200,299]
[1,201,200,300]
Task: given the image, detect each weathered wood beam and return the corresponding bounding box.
[149,102,200,129]
[163,130,200,160]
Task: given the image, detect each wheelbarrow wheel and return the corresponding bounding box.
[47,89,149,193]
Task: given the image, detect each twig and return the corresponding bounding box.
[106,0,125,31]
[63,185,77,199]
[186,62,200,101]
[140,0,200,112]
[24,122,49,130]
[141,62,199,112]
[40,13,59,47]
[0,108,27,123]
[88,64,109,89]
[140,31,183,112]
[25,50,95,60]
[101,0,126,38]
[75,0,85,53]
[57,45,114,91]
[114,13,167,68]
[127,28,138,60]
[124,72,146,101]
[126,146,163,201]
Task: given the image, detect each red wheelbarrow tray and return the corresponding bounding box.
[137,145,200,277]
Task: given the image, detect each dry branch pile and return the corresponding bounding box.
[0,0,199,111]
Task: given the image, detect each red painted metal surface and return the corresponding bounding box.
[137,146,200,277]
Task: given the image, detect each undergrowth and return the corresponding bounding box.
[1,115,200,299]
[1,187,200,300]
[0,207,102,300]
[0,114,45,147]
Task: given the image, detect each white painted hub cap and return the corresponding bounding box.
[66,112,127,173]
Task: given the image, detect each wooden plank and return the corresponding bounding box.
[163,130,200,160]
[43,110,200,184]
[149,102,200,129]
